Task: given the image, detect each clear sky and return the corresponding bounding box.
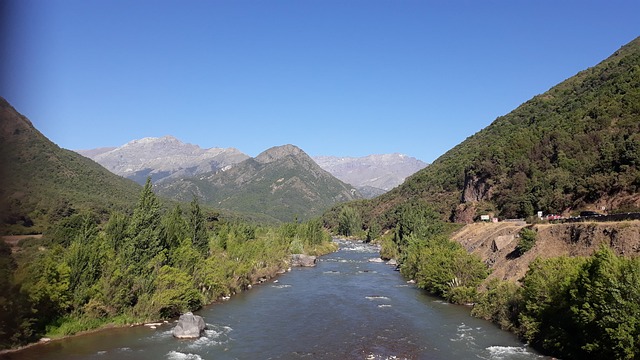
[2,1,638,162]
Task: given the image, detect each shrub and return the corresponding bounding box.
[515,227,537,255]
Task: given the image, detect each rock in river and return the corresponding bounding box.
[172,312,206,339]
[290,254,317,267]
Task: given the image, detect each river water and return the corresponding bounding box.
[3,240,546,360]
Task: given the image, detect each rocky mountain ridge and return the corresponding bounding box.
[78,137,427,198]
[312,154,428,197]
[76,136,250,185]
[155,144,360,222]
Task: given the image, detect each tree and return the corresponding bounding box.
[160,205,187,254]
[189,196,208,257]
[569,247,640,359]
[125,178,163,269]
[338,206,361,237]
[519,256,586,357]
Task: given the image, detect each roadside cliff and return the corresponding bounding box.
[451,220,640,284]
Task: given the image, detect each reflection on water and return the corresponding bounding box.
[3,239,545,360]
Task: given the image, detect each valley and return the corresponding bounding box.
[1,27,639,360]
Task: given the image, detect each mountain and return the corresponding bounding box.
[336,36,640,228]
[78,138,426,198]
[156,144,361,222]
[76,136,250,185]
[312,154,428,198]
[0,97,142,234]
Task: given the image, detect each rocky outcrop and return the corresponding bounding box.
[461,172,492,203]
[451,220,640,284]
[491,235,515,252]
[290,254,317,267]
[172,312,206,339]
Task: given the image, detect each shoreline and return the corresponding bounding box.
[0,245,340,356]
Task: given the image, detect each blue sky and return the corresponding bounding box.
[2,1,639,162]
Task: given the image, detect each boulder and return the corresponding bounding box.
[172,312,206,339]
[386,259,398,266]
[491,235,515,252]
[290,254,317,267]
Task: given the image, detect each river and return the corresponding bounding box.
[2,240,545,360]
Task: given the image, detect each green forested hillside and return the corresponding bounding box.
[321,36,640,360]
[0,98,142,234]
[332,36,640,230]
[157,145,360,222]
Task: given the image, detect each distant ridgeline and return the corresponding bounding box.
[325,36,640,230]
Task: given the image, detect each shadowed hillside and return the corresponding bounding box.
[0,98,142,234]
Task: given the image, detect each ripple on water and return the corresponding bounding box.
[184,324,232,350]
[485,345,537,359]
[272,284,292,288]
[450,323,477,347]
[365,354,409,360]
[166,350,203,360]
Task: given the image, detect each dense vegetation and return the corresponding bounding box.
[323,36,640,232]
[473,247,640,359]
[361,200,640,358]
[0,97,142,235]
[377,202,488,305]
[0,179,336,350]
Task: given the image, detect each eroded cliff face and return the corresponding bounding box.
[461,173,493,204]
[452,172,494,223]
[451,220,640,285]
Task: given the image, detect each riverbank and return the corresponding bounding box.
[1,243,339,356]
[3,239,544,360]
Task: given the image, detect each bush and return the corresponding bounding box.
[446,285,478,305]
[515,227,537,255]
[472,279,522,331]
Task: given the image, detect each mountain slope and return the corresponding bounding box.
[77,136,250,185]
[0,97,142,233]
[339,36,640,228]
[156,144,360,222]
[312,154,428,198]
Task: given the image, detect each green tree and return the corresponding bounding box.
[338,206,361,237]
[21,246,72,331]
[65,215,102,311]
[0,241,37,349]
[515,227,537,256]
[125,178,164,270]
[519,256,586,357]
[160,205,188,257]
[569,247,640,359]
[472,279,522,331]
[148,265,202,318]
[189,196,208,256]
